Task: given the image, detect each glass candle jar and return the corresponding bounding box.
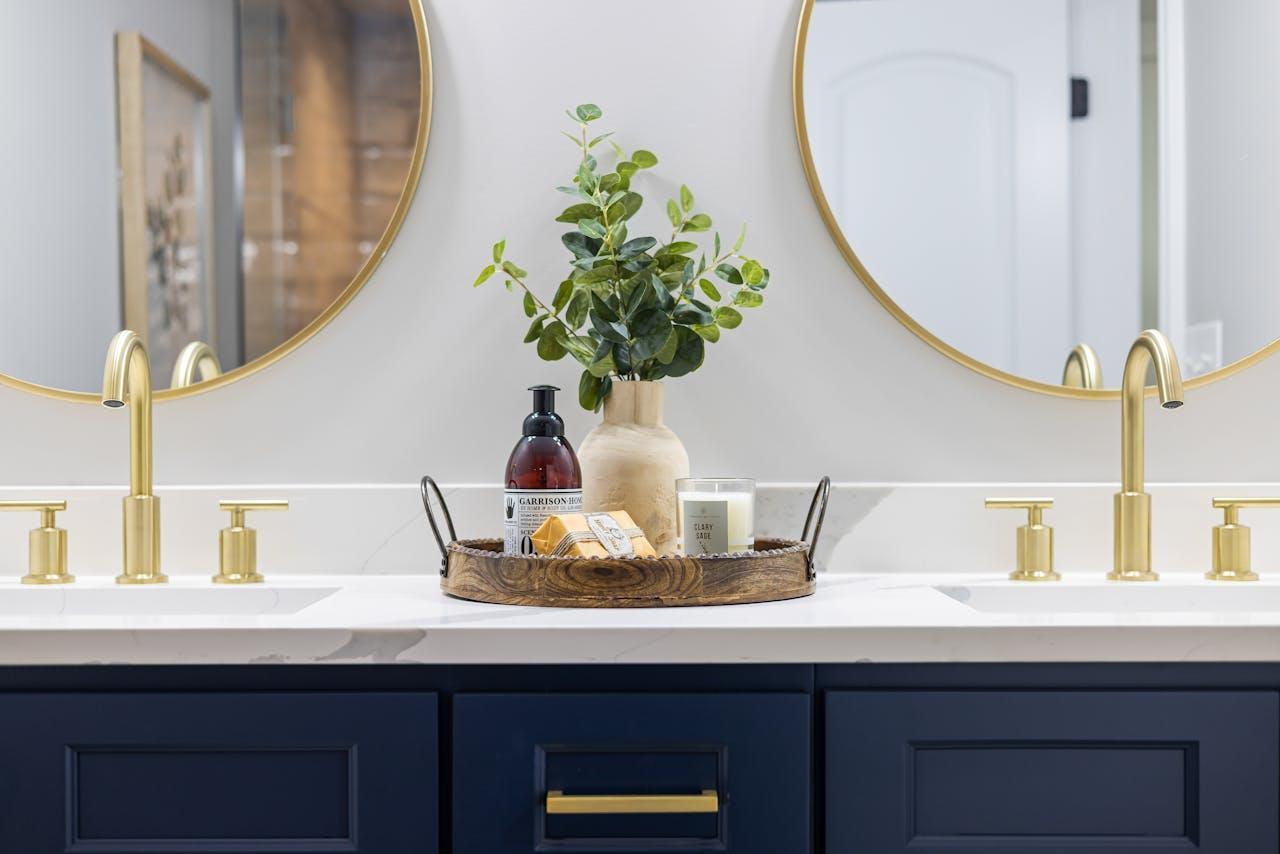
[675,478,756,555]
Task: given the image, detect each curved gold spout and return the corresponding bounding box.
[1112,329,1183,582]
[170,340,223,389]
[102,330,165,584]
[1061,343,1103,389]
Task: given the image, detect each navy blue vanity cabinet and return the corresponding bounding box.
[825,690,1278,853]
[452,692,810,853]
[0,692,438,853]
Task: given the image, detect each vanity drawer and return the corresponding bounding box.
[826,690,1278,853]
[453,692,809,853]
[0,691,438,852]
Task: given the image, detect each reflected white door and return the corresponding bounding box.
[806,0,1072,382]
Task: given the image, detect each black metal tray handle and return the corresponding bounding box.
[420,474,831,580]
[420,476,456,576]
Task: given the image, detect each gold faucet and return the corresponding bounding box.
[1110,330,1184,582]
[1062,343,1104,389]
[170,340,222,389]
[102,330,166,584]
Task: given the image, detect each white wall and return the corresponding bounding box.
[0,0,1279,490]
[1183,0,1280,369]
[0,0,238,392]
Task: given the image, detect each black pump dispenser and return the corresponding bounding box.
[523,385,565,438]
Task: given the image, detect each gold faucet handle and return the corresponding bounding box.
[0,500,73,585]
[985,498,1058,582]
[1207,498,1280,582]
[214,500,288,584]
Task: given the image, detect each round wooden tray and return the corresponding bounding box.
[420,476,829,609]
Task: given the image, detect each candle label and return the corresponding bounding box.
[682,499,729,555]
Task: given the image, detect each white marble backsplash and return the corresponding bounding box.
[0,482,1271,578]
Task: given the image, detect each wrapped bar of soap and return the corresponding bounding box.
[531,511,657,558]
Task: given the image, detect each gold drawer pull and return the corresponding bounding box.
[546,789,719,815]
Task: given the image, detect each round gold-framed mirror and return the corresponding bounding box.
[0,0,431,402]
[793,0,1280,398]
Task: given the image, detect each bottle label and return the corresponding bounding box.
[504,489,583,555]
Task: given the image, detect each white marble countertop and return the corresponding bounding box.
[2,573,1279,665]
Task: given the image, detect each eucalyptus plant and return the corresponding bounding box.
[473,104,770,411]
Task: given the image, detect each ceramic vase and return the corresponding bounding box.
[578,380,689,554]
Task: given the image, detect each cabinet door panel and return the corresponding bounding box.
[0,692,437,853]
[453,692,809,853]
[826,690,1278,853]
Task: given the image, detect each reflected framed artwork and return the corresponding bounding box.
[115,31,216,382]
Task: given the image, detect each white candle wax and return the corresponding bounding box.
[677,490,755,555]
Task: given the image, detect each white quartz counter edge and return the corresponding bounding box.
[0,574,1279,665]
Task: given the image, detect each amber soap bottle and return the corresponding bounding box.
[504,385,583,555]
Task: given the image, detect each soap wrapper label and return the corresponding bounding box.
[530,511,656,558]
[504,489,583,555]
[681,499,729,555]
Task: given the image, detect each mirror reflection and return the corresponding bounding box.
[0,0,421,392]
[803,0,1277,388]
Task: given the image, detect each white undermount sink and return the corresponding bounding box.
[935,581,1280,614]
[0,585,339,617]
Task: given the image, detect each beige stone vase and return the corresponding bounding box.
[578,380,689,554]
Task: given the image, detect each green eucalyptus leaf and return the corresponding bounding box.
[587,342,617,378]
[523,315,546,343]
[473,264,495,287]
[663,327,705,378]
[618,236,657,258]
[620,192,643,219]
[578,370,602,411]
[733,289,764,308]
[666,199,682,228]
[576,162,597,193]
[501,260,528,279]
[612,341,633,375]
[680,184,694,212]
[522,291,537,318]
[714,306,743,328]
[681,213,712,232]
[713,232,721,258]
[576,264,617,285]
[561,231,600,259]
[629,309,673,361]
[577,218,606,239]
[741,259,765,285]
[752,268,770,290]
[588,131,613,148]
[693,323,720,343]
[731,223,747,253]
[655,328,679,363]
[590,292,620,322]
[598,173,622,194]
[660,241,698,256]
[632,149,658,168]
[591,311,629,344]
[565,334,595,364]
[556,202,599,223]
[552,279,574,313]
[537,322,568,360]
[714,263,743,285]
[617,161,638,179]
[673,304,714,327]
[575,103,602,122]
[492,239,505,263]
[565,290,590,328]
[699,278,721,301]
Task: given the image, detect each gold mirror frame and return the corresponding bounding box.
[0,0,432,404]
[792,0,1279,399]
